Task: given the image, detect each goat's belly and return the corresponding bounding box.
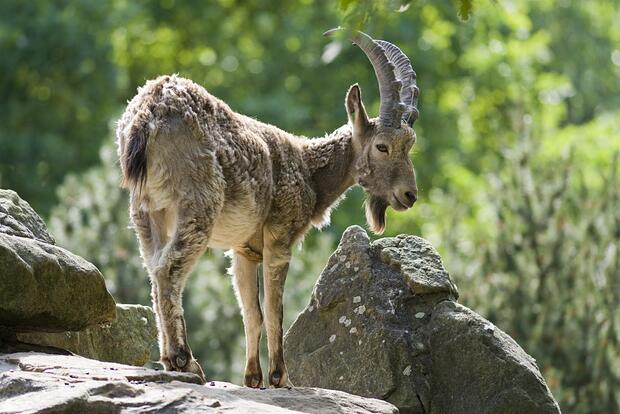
[208,208,261,249]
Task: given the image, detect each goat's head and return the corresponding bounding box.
[327,29,420,234]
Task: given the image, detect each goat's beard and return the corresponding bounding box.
[364,194,388,234]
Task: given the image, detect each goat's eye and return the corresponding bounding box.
[376,144,388,153]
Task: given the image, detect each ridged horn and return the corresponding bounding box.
[376,40,419,126]
[324,28,419,128]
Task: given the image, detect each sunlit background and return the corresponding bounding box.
[1,1,619,412]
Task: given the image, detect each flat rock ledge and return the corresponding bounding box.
[0,352,398,413]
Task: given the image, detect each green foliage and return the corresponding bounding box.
[458,0,474,21]
[338,0,475,28]
[0,1,117,214]
[4,0,620,410]
[425,136,620,413]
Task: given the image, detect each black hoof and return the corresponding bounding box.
[163,350,206,384]
[173,349,189,369]
[270,370,282,387]
[176,355,187,368]
[245,372,263,388]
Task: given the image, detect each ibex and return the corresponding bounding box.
[116,29,420,387]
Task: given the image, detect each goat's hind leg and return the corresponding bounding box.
[152,204,212,383]
[130,206,171,366]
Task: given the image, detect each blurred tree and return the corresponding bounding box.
[3,0,619,410]
[0,1,117,214]
[422,131,620,413]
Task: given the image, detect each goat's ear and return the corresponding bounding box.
[345,83,370,135]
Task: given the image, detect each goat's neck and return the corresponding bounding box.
[303,124,357,221]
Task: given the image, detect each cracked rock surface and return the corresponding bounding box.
[0,352,397,413]
[284,225,561,414]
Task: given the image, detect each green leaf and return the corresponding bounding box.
[458,0,473,21]
[339,0,357,11]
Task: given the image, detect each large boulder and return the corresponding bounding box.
[0,235,117,332]
[17,304,157,366]
[0,189,116,333]
[284,226,561,414]
[0,352,398,413]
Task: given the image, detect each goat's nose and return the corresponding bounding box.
[405,191,417,205]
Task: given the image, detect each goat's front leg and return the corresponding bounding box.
[231,252,263,388]
[262,242,292,388]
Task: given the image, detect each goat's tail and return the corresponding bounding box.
[118,106,154,190]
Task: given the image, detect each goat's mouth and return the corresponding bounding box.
[390,193,410,211]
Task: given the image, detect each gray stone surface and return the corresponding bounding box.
[0,353,398,413]
[0,189,54,244]
[428,301,561,414]
[284,225,560,414]
[17,304,156,366]
[372,234,458,297]
[0,233,116,333]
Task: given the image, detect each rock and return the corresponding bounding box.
[0,189,116,333]
[428,302,561,414]
[0,233,116,333]
[0,189,54,244]
[17,304,156,366]
[0,352,398,413]
[284,226,560,414]
[0,233,117,332]
[372,233,458,298]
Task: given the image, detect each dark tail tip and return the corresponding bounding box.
[122,126,148,189]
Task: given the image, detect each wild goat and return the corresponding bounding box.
[116,29,420,387]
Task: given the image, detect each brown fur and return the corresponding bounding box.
[116,75,418,387]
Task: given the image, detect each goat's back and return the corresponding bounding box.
[116,75,275,248]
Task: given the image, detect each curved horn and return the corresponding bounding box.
[376,40,419,126]
[325,28,405,128]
